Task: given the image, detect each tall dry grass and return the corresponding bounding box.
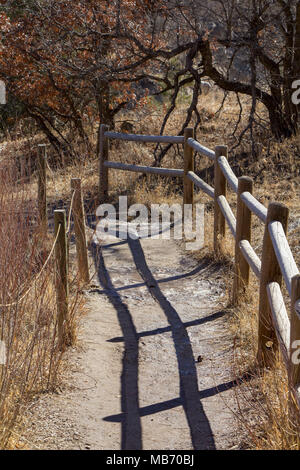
[226,280,300,450]
[0,153,80,449]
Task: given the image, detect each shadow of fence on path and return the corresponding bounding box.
[90,231,239,450]
[91,242,142,450]
[127,237,216,450]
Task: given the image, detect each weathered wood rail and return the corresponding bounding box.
[98,124,300,416]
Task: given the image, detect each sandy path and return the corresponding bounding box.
[22,230,240,450]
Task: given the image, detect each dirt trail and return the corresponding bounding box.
[22,228,241,450]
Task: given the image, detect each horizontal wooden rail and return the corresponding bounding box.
[266,282,290,365]
[239,239,261,279]
[241,192,267,223]
[217,195,236,238]
[104,161,184,177]
[187,138,215,160]
[104,131,184,144]
[187,171,214,198]
[217,156,238,193]
[268,221,299,297]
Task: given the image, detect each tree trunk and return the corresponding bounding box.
[267,101,297,140]
[95,79,115,157]
[28,111,71,156]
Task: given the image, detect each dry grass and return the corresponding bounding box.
[226,278,300,450]
[0,154,82,449]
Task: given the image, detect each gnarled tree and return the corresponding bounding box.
[0,0,299,161]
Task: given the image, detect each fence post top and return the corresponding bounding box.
[38,144,48,157]
[215,145,228,157]
[71,177,81,185]
[237,176,253,194]
[266,201,289,229]
[267,201,289,216]
[238,175,253,183]
[217,154,227,161]
[184,128,194,138]
[54,209,66,215]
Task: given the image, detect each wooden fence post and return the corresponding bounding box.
[99,124,109,204]
[233,176,253,305]
[257,202,289,367]
[290,275,300,399]
[71,178,89,284]
[20,155,26,182]
[37,144,47,231]
[54,210,69,348]
[183,128,194,207]
[27,154,32,183]
[214,145,228,254]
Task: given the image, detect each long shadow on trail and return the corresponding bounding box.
[127,237,216,450]
[90,242,142,450]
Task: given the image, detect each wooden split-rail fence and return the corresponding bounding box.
[36,124,300,417]
[36,144,89,348]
